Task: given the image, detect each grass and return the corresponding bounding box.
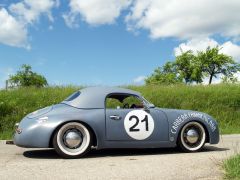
[128,84,240,134]
[0,84,240,139]
[224,154,240,179]
[0,86,78,139]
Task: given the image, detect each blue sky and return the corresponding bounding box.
[1,0,240,88]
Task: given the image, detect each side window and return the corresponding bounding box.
[122,96,144,109]
[105,94,144,109]
[106,98,122,109]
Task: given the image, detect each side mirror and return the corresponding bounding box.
[143,103,155,112]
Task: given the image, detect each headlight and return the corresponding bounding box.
[15,123,22,134]
[27,106,52,118]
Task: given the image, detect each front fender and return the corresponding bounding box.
[162,110,219,145]
[14,104,105,148]
[14,116,61,148]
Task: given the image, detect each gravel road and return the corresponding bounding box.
[0,135,239,180]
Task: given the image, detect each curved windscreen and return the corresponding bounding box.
[64,91,81,101]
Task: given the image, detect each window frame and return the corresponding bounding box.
[64,91,81,102]
[105,93,148,110]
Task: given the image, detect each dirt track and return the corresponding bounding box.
[0,135,239,180]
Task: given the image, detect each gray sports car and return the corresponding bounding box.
[14,87,219,158]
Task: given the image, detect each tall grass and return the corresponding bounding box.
[128,84,240,134]
[0,84,239,139]
[0,86,78,139]
[224,154,240,179]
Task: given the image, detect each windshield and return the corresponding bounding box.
[141,96,155,108]
[64,91,81,101]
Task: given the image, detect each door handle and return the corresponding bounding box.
[110,115,122,120]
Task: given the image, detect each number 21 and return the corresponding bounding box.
[129,115,149,132]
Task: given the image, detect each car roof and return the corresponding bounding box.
[62,86,141,109]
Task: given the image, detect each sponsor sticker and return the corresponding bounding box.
[170,112,217,134]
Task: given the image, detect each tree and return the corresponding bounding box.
[9,64,48,88]
[175,50,203,84]
[197,47,240,84]
[145,62,183,85]
[221,75,238,84]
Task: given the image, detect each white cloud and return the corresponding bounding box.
[220,41,240,63]
[0,8,28,48]
[174,38,240,62]
[62,12,79,28]
[0,0,58,48]
[9,0,57,24]
[174,38,240,84]
[174,38,218,56]
[63,0,132,27]
[126,0,240,40]
[2,0,240,49]
[133,75,146,84]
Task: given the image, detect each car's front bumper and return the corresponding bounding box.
[14,117,57,148]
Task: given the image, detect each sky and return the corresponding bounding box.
[1,0,240,88]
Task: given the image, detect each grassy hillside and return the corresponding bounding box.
[129,84,240,135]
[0,84,239,139]
[0,86,78,139]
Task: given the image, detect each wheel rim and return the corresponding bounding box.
[180,122,206,151]
[63,130,83,149]
[57,122,90,156]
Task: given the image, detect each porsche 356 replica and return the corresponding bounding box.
[14,87,219,158]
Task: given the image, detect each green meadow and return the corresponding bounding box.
[0,84,239,139]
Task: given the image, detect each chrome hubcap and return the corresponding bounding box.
[186,129,199,144]
[63,130,82,149]
[181,122,206,151]
[57,122,91,156]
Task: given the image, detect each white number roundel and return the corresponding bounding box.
[124,110,154,140]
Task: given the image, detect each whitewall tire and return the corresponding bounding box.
[178,121,206,152]
[53,122,92,158]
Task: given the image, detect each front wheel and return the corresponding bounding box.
[178,121,206,152]
[53,122,92,158]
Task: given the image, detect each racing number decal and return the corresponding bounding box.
[124,110,154,140]
[129,115,149,132]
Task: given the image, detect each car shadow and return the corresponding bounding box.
[23,145,229,159]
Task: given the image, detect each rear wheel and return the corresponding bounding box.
[178,121,206,152]
[53,122,92,158]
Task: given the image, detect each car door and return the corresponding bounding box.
[105,94,169,142]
